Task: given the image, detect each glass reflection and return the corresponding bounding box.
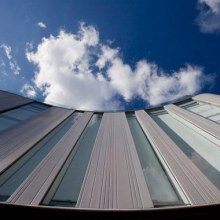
[180,101,220,124]
[0,102,49,133]
[42,114,102,207]
[0,112,81,201]
[151,110,220,190]
[127,114,182,206]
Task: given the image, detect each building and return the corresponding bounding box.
[0,90,220,219]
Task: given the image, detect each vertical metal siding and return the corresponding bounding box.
[0,90,33,112]
[7,112,93,205]
[193,93,220,107]
[164,104,220,141]
[77,112,153,209]
[0,107,74,174]
[135,110,220,205]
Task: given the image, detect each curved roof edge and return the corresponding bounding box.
[0,90,201,113]
[1,89,219,112]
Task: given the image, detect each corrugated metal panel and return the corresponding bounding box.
[136,110,220,205]
[7,112,93,205]
[77,112,153,209]
[164,104,220,141]
[0,90,33,112]
[0,107,74,174]
[193,93,220,107]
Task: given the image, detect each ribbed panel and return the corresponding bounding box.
[77,112,153,209]
[0,91,33,112]
[136,110,220,205]
[0,107,74,174]
[193,93,220,107]
[7,112,93,205]
[165,104,220,140]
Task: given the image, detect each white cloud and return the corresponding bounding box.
[25,23,212,110]
[96,45,118,69]
[200,0,220,12]
[37,22,47,29]
[26,23,118,110]
[1,44,12,60]
[196,0,220,33]
[20,83,37,98]
[0,44,20,75]
[25,42,34,52]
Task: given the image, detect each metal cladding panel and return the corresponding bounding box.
[77,112,153,209]
[0,107,74,174]
[0,90,33,112]
[135,110,220,205]
[7,112,93,205]
[164,104,220,141]
[193,93,220,107]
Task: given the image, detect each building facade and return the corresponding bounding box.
[0,90,220,219]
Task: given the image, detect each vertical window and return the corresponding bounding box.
[42,114,102,207]
[127,113,182,206]
[0,112,81,201]
[150,109,220,190]
[0,102,49,132]
[179,101,220,124]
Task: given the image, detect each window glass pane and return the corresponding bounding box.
[42,114,102,207]
[2,108,39,120]
[0,116,19,132]
[0,112,81,201]
[0,102,49,133]
[150,110,220,190]
[21,103,49,112]
[28,102,49,110]
[127,114,182,206]
[180,101,220,124]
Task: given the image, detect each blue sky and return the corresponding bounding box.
[0,0,220,110]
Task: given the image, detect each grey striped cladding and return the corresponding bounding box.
[0,107,74,174]
[135,110,220,205]
[165,104,220,141]
[0,91,33,112]
[193,93,220,107]
[7,112,93,205]
[77,112,153,209]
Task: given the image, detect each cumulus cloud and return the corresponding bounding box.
[196,0,220,33]
[20,83,37,98]
[37,22,47,28]
[25,23,212,110]
[0,44,20,75]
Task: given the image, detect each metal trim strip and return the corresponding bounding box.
[0,91,33,112]
[77,112,153,209]
[7,112,93,205]
[0,107,74,174]
[135,110,220,205]
[164,104,220,141]
[193,93,220,107]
